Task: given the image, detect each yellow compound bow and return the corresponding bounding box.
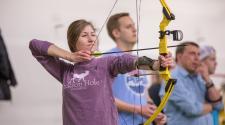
[144,0,183,124]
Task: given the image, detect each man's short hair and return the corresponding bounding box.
[175,41,199,62]
[107,12,129,41]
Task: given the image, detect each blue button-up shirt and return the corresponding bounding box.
[160,65,223,125]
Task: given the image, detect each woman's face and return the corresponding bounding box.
[76,25,97,52]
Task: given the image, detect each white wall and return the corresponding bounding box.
[0,0,225,124]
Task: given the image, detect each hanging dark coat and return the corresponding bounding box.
[0,30,17,100]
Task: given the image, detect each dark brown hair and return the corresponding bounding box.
[67,19,95,52]
[106,12,129,41]
[175,41,199,62]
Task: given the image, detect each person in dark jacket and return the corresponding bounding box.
[0,29,17,100]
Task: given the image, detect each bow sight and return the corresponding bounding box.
[159,30,183,41]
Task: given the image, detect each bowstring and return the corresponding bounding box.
[89,0,119,52]
[87,0,127,124]
[135,0,143,124]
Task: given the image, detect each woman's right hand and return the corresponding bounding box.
[68,50,92,63]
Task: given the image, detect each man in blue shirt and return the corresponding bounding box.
[160,41,223,125]
[106,13,167,125]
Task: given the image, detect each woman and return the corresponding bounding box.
[29,19,172,125]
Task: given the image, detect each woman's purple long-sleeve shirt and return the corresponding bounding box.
[29,39,137,125]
